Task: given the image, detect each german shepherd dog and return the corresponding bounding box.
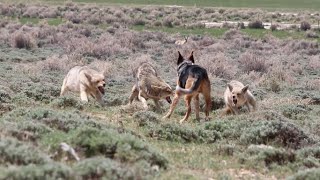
[163,51,211,123]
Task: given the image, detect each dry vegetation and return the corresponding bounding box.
[0,2,319,180]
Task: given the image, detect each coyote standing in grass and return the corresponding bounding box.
[128,62,173,110]
[60,66,106,105]
[223,80,256,115]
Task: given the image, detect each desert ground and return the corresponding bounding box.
[0,1,319,179]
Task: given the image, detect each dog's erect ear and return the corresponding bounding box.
[188,51,194,63]
[227,83,233,92]
[177,51,184,65]
[242,85,249,93]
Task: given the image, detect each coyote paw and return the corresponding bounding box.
[162,114,170,119]
[179,119,185,124]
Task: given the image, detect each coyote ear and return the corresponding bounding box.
[242,85,249,93]
[188,51,194,63]
[177,51,184,65]
[84,72,92,81]
[227,83,233,92]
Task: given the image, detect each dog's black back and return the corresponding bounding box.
[178,64,208,88]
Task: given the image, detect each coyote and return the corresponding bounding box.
[223,80,256,115]
[60,66,106,105]
[129,62,172,110]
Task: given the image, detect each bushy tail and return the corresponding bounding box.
[176,77,202,94]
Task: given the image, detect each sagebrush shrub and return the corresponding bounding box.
[0,163,73,180]
[11,31,36,49]
[240,145,296,167]
[133,111,160,127]
[270,24,277,31]
[162,17,174,27]
[73,157,135,179]
[287,168,320,180]
[239,52,268,73]
[300,21,311,31]
[0,138,50,165]
[240,120,313,149]
[248,20,264,29]
[149,123,221,143]
[69,127,169,168]
[305,31,319,38]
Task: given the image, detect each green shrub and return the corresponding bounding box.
[73,157,135,180]
[0,89,11,103]
[69,127,168,169]
[73,157,157,179]
[50,96,84,110]
[240,120,312,149]
[4,108,104,132]
[297,146,320,160]
[23,84,60,103]
[133,111,160,126]
[149,123,221,143]
[0,163,73,180]
[0,103,15,116]
[0,138,50,165]
[287,168,320,180]
[282,105,311,120]
[1,120,53,141]
[242,145,296,166]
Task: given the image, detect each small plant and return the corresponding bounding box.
[287,168,320,180]
[305,30,319,38]
[248,20,264,29]
[149,123,221,143]
[300,21,311,31]
[239,52,268,73]
[270,24,277,31]
[237,22,245,29]
[239,120,313,149]
[133,110,160,126]
[240,145,296,167]
[0,163,73,180]
[11,31,36,49]
[0,138,50,165]
[162,17,174,28]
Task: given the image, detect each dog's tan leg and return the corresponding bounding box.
[245,102,251,112]
[203,90,211,121]
[60,78,68,96]
[230,105,239,115]
[138,91,148,110]
[163,93,180,119]
[194,94,200,120]
[129,84,139,104]
[180,95,192,124]
[249,97,257,112]
[80,85,88,102]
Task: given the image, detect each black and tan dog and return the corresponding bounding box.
[163,51,211,123]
